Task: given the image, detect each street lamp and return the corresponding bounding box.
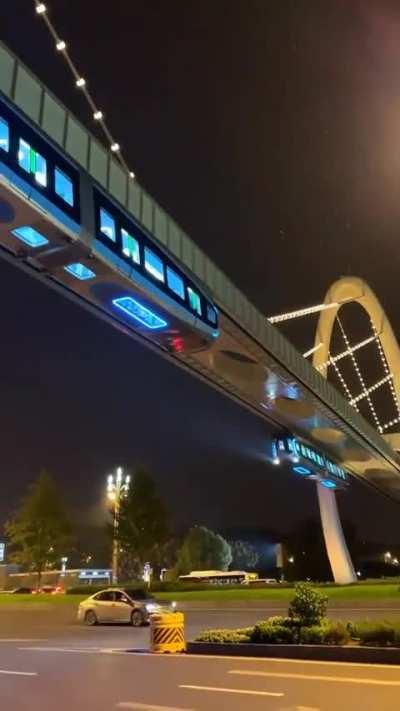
[107,467,130,584]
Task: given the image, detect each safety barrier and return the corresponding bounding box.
[150,611,185,654]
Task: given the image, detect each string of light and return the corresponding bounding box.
[268,301,339,324]
[33,1,135,180]
[329,355,358,410]
[370,320,400,425]
[315,334,377,372]
[303,342,323,358]
[349,374,393,406]
[337,316,383,432]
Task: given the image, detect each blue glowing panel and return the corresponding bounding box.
[18,139,47,187]
[166,267,184,299]
[64,262,95,280]
[0,118,9,152]
[55,168,74,206]
[188,287,202,315]
[293,465,312,476]
[113,296,167,330]
[320,479,337,489]
[144,248,164,282]
[12,226,49,248]
[100,208,116,242]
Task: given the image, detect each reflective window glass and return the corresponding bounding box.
[18,139,31,173]
[207,304,217,324]
[121,228,140,264]
[18,139,47,187]
[166,267,184,299]
[188,287,202,315]
[144,247,164,282]
[100,208,116,242]
[0,118,9,152]
[55,168,74,206]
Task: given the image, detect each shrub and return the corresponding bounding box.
[195,628,252,644]
[251,622,296,644]
[353,621,396,647]
[323,621,350,646]
[299,625,326,645]
[288,582,328,627]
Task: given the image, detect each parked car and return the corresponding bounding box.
[77,588,176,627]
[0,587,33,594]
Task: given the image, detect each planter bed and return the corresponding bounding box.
[187,641,400,665]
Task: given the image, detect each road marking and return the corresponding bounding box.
[0,669,37,676]
[230,669,400,687]
[179,684,284,697]
[117,703,194,710]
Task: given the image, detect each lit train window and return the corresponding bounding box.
[18,139,47,187]
[55,167,74,206]
[207,305,217,324]
[188,287,202,316]
[0,118,9,152]
[144,247,164,282]
[166,267,185,299]
[121,228,140,264]
[100,208,116,242]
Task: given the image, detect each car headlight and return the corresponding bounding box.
[171,601,177,610]
[145,603,159,613]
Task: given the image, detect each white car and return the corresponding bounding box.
[77,588,174,627]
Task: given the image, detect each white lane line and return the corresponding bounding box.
[19,647,101,654]
[0,669,37,677]
[117,703,194,710]
[230,669,400,687]
[180,684,284,697]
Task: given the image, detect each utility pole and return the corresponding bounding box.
[107,467,130,584]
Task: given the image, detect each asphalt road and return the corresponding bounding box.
[0,603,399,710]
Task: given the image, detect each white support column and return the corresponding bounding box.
[317,483,356,584]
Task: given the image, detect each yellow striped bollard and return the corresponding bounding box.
[150,611,185,654]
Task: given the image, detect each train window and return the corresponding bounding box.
[55,167,74,206]
[187,287,202,316]
[144,247,164,282]
[121,228,140,265]
[100,208,116,242]
[0,118,9,152]
[18,139,47,187]
[166,267,185,299]
[207,305,217,324]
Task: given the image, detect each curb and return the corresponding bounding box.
[187,641,400,665]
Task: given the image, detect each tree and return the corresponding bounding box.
[176,526,232,575]
[229,540,259,570]
[115,466,170,579]
[5,471,72,588]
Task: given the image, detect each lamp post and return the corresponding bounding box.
[107,467,130,584]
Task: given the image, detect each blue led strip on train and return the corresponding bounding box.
[112,296,167,330]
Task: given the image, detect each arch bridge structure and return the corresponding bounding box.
[0,39,399,583]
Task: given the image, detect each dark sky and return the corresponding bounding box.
[1,0,400,542]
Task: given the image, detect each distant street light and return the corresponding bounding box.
[384,551,392,564]
[288,556,295,564]
[107,467,130,584]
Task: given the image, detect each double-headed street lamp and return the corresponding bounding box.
[107,467,130,584]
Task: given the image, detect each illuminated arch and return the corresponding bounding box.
[313,276,400,407]
[311,276,400,584]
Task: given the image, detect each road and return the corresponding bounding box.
[0,603,399,710]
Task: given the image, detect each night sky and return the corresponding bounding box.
[1,0,400,542]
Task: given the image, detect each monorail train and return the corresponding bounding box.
[0,93,219,354]
[272,434,349,490]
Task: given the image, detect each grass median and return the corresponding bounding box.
[0,582,398,606]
